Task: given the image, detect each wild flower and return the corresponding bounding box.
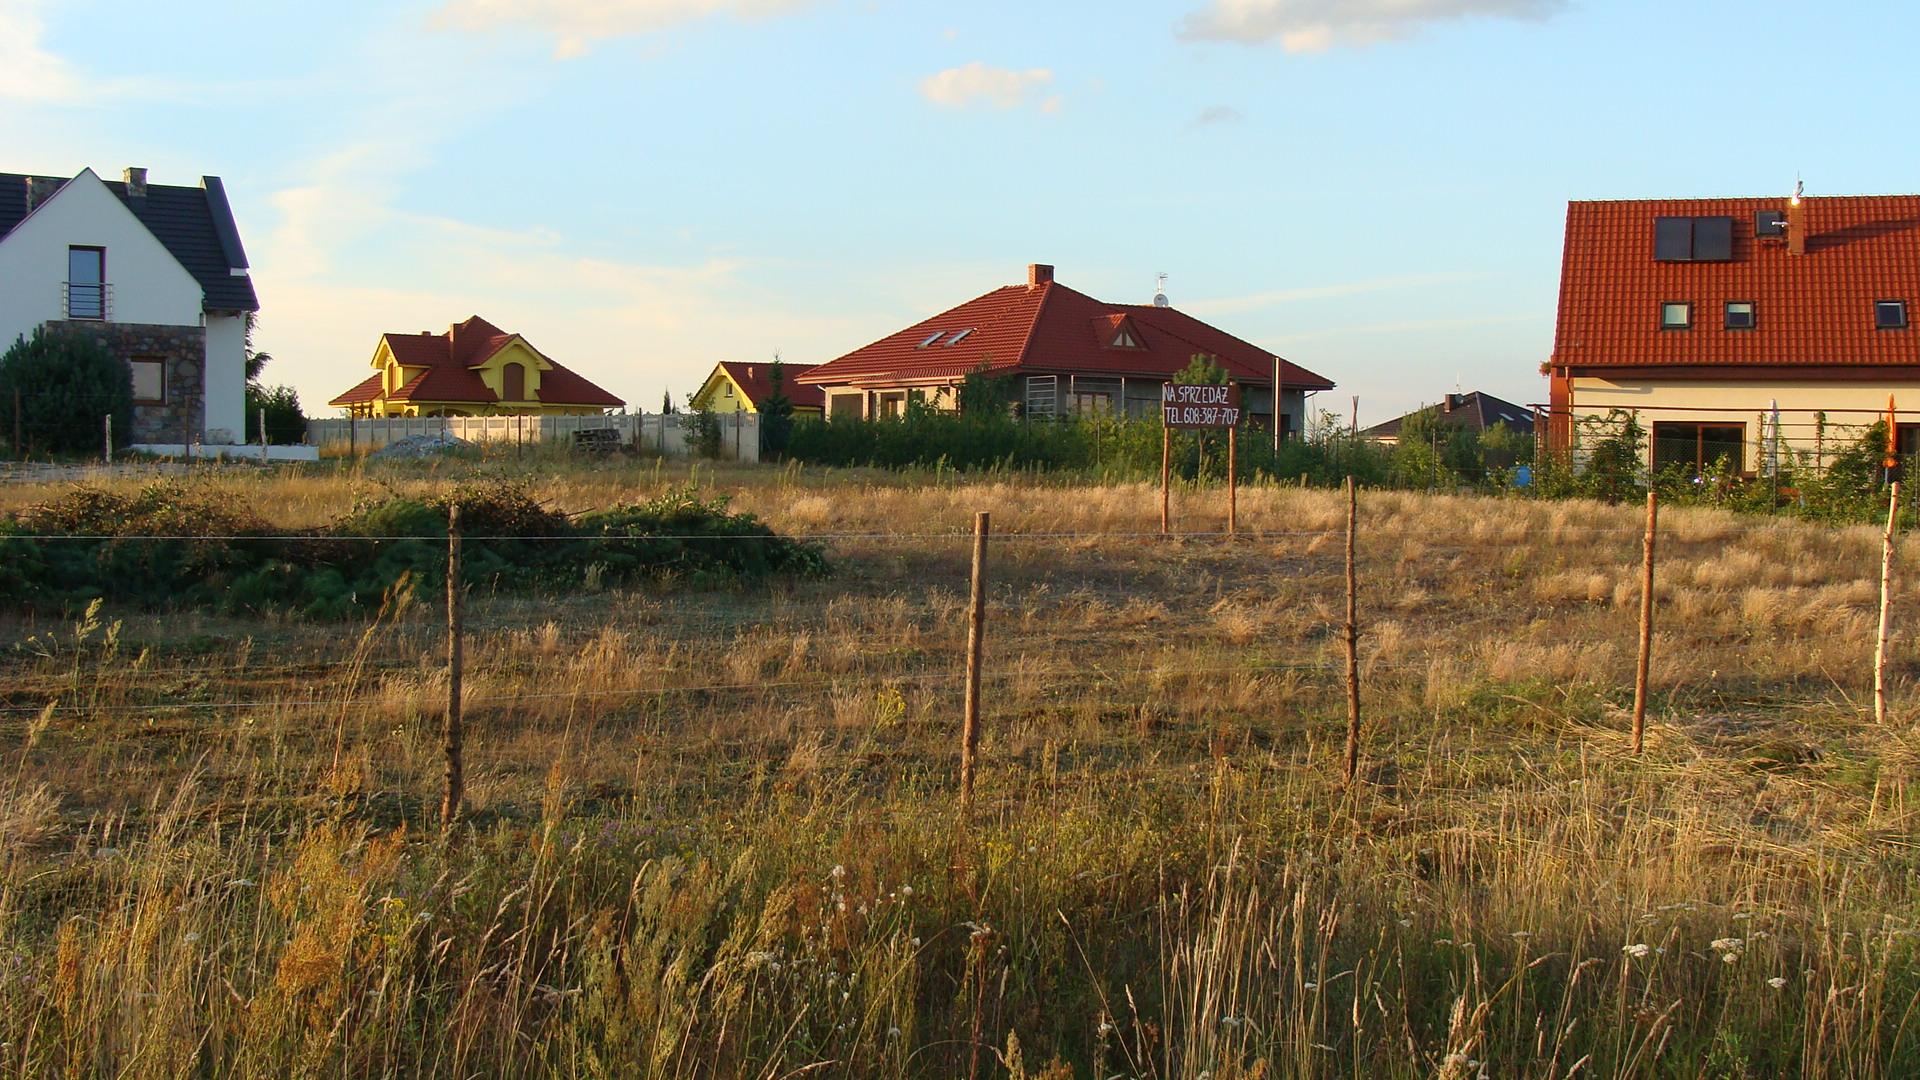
[830,864,846,881]
[1623,943,1652,958]
[1768,977,1788,989]
[1711,937,1746,962]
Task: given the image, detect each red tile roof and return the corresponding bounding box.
[328,372,384,407]
[796,274,1333,391]
[329,316,624,410]
[1552,195,1920,370]
[717,361,825,410]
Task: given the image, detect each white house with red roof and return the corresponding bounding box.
[797,264,1333,435]
[1548,190,1920,475]
[329,316,623,418]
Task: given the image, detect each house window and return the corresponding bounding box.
[947,328,974,346]
[723,382,733,397]
[877,391,907,419]
[1725,301,1756,330]
[1660,302,1693,330]
[67,246,105,320]
[916,331,944,348]
[1877,300,1909,329]
[1067,391,1114,416]
[129,358,165,405]
[1652,421,1745,478]
[500,361,527,402]
[1112,329,1139,348]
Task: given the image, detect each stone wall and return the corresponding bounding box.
[43,320,205,444]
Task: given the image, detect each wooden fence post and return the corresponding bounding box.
[443,504,465,828]
[1160,426,1171,536]
[1877,481,1900,725]
[1344,476,1362,785]
[1227,424,1238,537]
[1632,490,1658,754]
[103,414,112,465]
[960,511,990,816]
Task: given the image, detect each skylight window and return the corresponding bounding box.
[1725,301,1755,330]
[1660,302,1693,330]
[917,331,944,348]
[1877,301,1909,330]
[946,328,974,346]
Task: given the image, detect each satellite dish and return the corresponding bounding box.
[1152,293,1170,308]
[1153,272,1170,307]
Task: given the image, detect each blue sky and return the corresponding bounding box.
[6,0,1918,424]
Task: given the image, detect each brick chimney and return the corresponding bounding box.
[1027,263,1055,288]
[1786,185,1808,257]
[123,167,148,197]
[23,176,59,212]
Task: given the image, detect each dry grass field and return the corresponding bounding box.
[2,455,1918,1078]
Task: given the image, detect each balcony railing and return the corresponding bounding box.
[62,281,111,321]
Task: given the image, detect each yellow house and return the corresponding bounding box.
[689,361,824,416]
[330,316,624,418]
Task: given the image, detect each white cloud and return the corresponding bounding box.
[919,62,1057,110]
[0,0,92,102]
[431,0,825,58]
[1179,0,1567,51]
[1191,104,1243,128]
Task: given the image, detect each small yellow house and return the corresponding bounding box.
[690,361,824,417]
[330,316,624,418]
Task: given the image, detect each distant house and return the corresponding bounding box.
[0,166,258,446]
[330,316,623,417]
[690,361,824,416]
[1360,391,1534,445]
[797,263,1334,435]
[1547,191,1920,475]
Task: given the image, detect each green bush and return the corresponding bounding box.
[245,383,308,445]
[0,328,133,457]
[0,480,825,618]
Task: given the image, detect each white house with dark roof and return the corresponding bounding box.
[0,166,259,446]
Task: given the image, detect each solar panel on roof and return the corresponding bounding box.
[1654,217,1694,261]
[1693,217,1734,261]
[917,331,943,348]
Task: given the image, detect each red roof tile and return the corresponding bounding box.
[797,275,1333,391]
[1552,195,1920,370]
[327,372,385,407]
[330,316,625,410]
[717,361,825,410]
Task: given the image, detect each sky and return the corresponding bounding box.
[5,0,1920,425]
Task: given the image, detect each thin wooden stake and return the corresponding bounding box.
[1227,424,1238,537]
[960,511,990,815]
[443,504,465,828]
[1632,490,1658,754]
[1160,426,1171,536]
[1876,481,1900,725]
[1343,476,1361,785]
[103,414,112,465]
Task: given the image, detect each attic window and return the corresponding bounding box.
[1660,302,1693,330]
[917,331,944,348]
[1112,329,1140,348]
[946,328,974,346]
[1877,301,1909,330]
[1725,301,1755,330]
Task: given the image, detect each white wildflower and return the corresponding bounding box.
[1768,977,1788,989]
[830,865,846,881]
[1623,943,1652,958]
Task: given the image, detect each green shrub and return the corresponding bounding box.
[0,480,826,618]
[0,328,134,457]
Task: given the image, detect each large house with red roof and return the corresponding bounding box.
[797,264,1333,435]
[329,316,623,418]
[1548,192,1920,475]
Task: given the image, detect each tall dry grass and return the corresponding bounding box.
[1,460,1918,1076]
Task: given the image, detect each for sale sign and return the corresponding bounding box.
[1162,383,1242,429]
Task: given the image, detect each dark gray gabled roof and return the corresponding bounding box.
[1361,390,1536,439]
[0,171,260,313]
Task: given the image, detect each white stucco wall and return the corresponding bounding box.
[1570,377,1920,472]
[203,313,246,444]
[0,170,203,342]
